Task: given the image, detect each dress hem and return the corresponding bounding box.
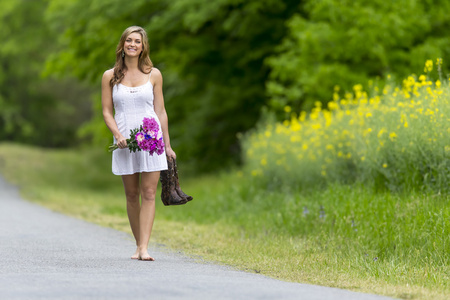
[112,167,168,176]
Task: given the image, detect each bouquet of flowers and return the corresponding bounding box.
[109,117,165,156]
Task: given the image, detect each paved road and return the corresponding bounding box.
[0,176,396,300]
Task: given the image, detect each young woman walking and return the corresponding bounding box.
[101,26,175,261]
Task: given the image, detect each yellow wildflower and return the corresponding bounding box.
[424,60,433,72]
[329,100,339,109]
[261,158,267,166]
[389,132,397,141]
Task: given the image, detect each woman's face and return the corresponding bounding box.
[123,32,143,57]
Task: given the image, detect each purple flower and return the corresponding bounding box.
[156,138,165,155]
[142,117,159,133]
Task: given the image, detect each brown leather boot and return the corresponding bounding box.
[159,167,170,206]
[160,158,186,206]
[172,158,193,202]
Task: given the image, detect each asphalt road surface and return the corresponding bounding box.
[0,176,396,300]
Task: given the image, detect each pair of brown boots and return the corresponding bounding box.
[160,157,193,206]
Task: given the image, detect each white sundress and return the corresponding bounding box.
[111,71,168,175]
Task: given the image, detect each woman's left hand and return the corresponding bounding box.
[165,147,176,160]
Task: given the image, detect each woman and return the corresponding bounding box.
[101,26,175,261]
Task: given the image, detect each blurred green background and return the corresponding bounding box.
[1,0,450,172]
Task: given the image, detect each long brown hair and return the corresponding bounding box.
[110,26,153,88]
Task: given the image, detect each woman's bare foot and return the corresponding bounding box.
[131,248,139,260]
[138,249,155,261]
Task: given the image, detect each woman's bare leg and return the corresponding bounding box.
[138,171,160,261]
[121,173,141,259]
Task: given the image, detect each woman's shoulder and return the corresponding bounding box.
[103,68,114,80]
[150,67,163,81]
[150,67,162,76]
[102,69,114,87]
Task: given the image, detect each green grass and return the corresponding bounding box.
[0,142,449,299]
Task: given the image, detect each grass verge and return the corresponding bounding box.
[0,142,448,299]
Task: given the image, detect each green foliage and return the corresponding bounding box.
[267,0,450,114]
[4,0,450,173]
[243,64,450,193]
[0,0,93,147]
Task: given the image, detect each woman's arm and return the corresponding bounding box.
[152,68,176,159]
[101,69,127,149]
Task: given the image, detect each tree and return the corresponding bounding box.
[44,0,300,171]
[0,0,92,147]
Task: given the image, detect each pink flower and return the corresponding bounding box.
[142,117,159,133]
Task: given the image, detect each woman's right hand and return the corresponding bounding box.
[116,135,128,149]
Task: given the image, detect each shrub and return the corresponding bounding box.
[243,60,450,193]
